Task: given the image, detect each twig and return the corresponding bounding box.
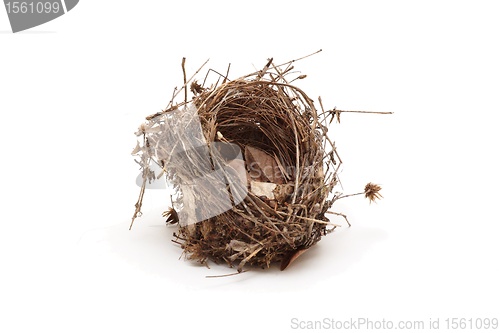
[206,270,247,278]
[336,192,364,200]
[256,58,273,80]
[182,57,187,104]
[129,165,149,230]
[326,211,351,227]
[262,49,322,74]
[237,246,263,272]
[202,68,230,87]
[169,58,209,108]
[337,110,393,114]
[325,109,394,117]
[275,211,341,227]
[222,63,231,85]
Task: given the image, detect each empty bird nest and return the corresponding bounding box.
[130,52,387,272]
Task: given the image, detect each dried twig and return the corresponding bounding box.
[182,57,187,104]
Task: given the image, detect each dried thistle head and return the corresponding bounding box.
[364,182,383,203]
[190,81,204,95]
[163,207,179,225]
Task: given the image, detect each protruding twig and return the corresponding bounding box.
[329,109,394,116]
[273,49,322,69]
[326,211,351,227]
[256,57,273,80]
[129,167,149,230]
[182,57,187,104]
[171,58,209,105]
[222,63,231,85]
[336,192,364,200]
[205,270,247,278]
[335,183,383,204]
[146,58,209,120]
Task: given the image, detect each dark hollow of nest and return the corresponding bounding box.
[172,69,339,272]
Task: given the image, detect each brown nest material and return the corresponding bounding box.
[131,54,385,272]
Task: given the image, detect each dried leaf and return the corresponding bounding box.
[244,146,284,184]
[250,181,276,199]
[131,141,141,155]
[280,247,310,271]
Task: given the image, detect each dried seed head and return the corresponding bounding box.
[190,81,204,95]
[364,183,383,203]
[163,207,179,225]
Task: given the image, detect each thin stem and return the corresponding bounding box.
[336,192,364,200]
[336,110,393,115]
[205,270,247,278]
[171,58,209,104]
[326,211,351,227]
[182,57,187,104]
[129,164,149,230]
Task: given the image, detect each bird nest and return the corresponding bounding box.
[131,54,384,272]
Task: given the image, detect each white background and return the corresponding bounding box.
[1,1,499,332]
